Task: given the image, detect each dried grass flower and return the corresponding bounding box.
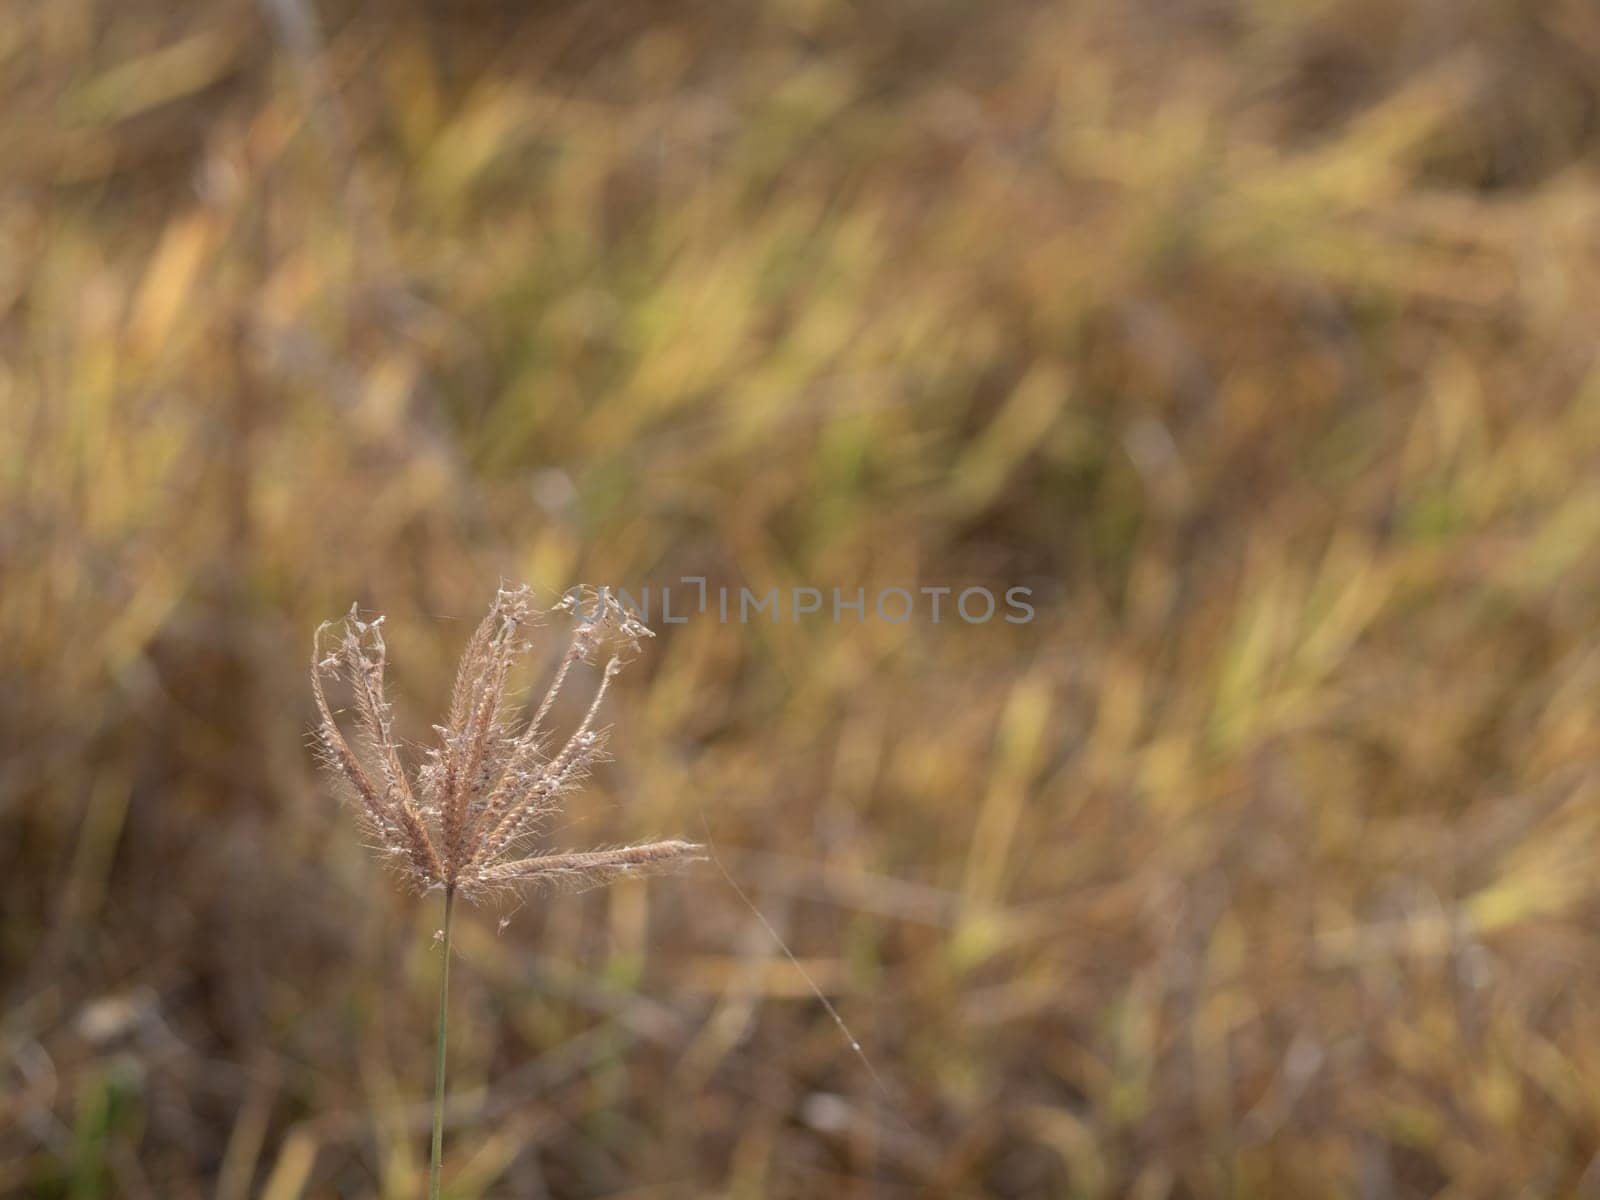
[311,583,700,900]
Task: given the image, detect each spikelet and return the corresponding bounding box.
[311,585,700,899]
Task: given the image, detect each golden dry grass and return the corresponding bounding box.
[5,0,1600,1196]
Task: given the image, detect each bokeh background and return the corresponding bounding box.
[6,0,1600,1196]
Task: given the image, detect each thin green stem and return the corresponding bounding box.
[429,885,455,1200]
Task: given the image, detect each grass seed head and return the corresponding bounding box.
[311,584,700,899]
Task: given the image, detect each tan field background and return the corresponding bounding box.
[6,0,1600,1196]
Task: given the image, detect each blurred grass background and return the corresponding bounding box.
[5,0,1600,1195]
